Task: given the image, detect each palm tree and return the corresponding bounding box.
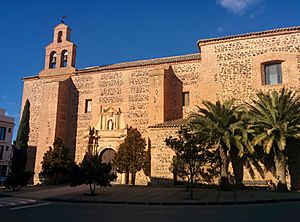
[189,100,248,190]
[249,88,300,192]
[229,108,259,187]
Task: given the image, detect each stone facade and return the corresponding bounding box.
[198,28,300,104]
[21,24,300,184]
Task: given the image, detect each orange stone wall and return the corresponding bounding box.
[198,31,300,104]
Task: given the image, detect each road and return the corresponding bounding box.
[0,200,300,222]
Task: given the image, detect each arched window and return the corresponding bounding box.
[49,51,57,69]
[60,50,68,67]
[57,31,63,43]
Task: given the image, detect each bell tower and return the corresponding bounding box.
[39,23,76,76]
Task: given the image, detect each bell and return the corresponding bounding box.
[63,51,68,61]
[51,57,56,63]
[51,53,57,63]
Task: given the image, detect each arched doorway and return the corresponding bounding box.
[99,148,117,180]
[99,148,116,163]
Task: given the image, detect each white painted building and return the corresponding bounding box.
[0,109,14,185]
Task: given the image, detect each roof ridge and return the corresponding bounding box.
[77,53,200,72]
[198,26,300,45]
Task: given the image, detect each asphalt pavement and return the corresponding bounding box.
[1,201,300,222]
[1,185,300,222]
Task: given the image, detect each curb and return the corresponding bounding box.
[45,197,300,206]
[0,194,11,197]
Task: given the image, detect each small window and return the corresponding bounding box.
[8,128,11,133]
[85,99,92,113]
[0,145,4,160]
[263,62,282,85]
[49,51,57,69]
[0,127,6,140]
[57,31,63,43]
[6,146,9,151]
[182,92,190,107]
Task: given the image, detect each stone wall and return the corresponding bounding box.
[164,67,183,121]
[70,61,198,164]
[199,32,300,104]
[22,77,66,183]
[22,79,42,146]
[172,62,201,117]
[149,127,178,185]
[127,69,150,134]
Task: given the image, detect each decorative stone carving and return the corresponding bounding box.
[128,69,150,128]
[173,63,200,86]
[98,72,123,104]
[214,33,300,62]
[94,106,126,132]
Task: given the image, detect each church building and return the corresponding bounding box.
[21,23,300,184]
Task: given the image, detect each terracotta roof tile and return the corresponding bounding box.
[77,53,200,73]
[149,118,187,129]
[198,26,300,45]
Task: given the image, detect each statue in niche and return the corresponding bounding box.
[108,119,113,130]
[95,106,126,132]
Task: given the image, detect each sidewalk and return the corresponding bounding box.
[2,184,300,205]
[0,184,87,199]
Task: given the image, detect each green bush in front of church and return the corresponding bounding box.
[70,153,116,195]
[39,138,74,185]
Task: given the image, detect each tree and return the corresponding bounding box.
[39,138,74,184]
[113,127,147,185]
[249,88,300,192]
[189,100,249,190]
[5,99,33,191]
[142,146,151,178]
[166,127,214,199]
[4,170,33,191]
[16,99,30,151]
[228,109,255,187]
[70,153,116,195]
[4,143,34,191]
[114,143,130,184]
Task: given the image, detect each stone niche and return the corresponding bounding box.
[95,106,127,133]
[87,106,127,155]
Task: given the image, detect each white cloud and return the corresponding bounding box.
[0,95,16,106]
[4,111,19,118]
[217,0,258,15]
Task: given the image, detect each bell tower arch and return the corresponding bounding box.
[39,23,77,76]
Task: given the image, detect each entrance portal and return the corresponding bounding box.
[99,148,116,163]
[99,148,117,180]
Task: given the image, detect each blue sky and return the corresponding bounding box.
[0,0,299,139]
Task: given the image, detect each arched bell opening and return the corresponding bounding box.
[49,51,57,69]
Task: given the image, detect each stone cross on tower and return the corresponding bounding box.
[61,15,67,24]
